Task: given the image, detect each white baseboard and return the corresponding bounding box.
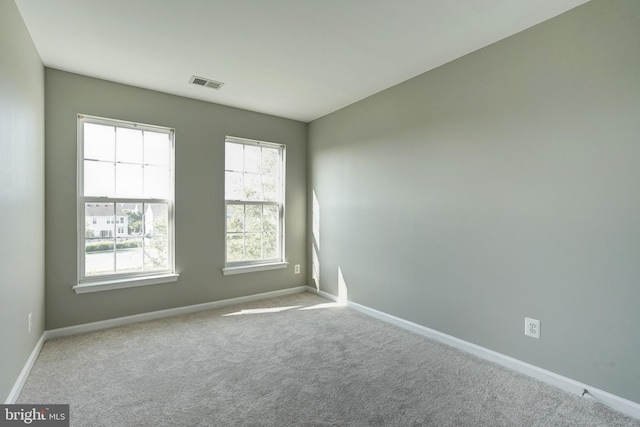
[5,333,46,404]
[47,286,309,339]
[11,286,639,420]
[306,286,338,302]
[307,288,640,420]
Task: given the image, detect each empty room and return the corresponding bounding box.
[2,0,639,425]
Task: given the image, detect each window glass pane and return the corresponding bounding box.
[245,205,262,232]
[262,173,279,202]
[85,203,114,237]
[144,237,168,270]
[261,147,279,175]
[245,233,262,260]
[226,234,244,262]
[120,203,143,236]
[84,123,115,161]
[115,163,143,198]
[145,203,168,237]
[263,231,277,259]
[225,142,243,172]
[144,131,170,166]
[244,173,263,200]
[115,238,143,273]
[116,127,143,164]
[84,239,115,276]
[85,226,115,277]
[144,165,171,198]
[84,161,114,197]
[86,202,114,225]
[226,205,244,233]
[244,145,261,173]
[225,171,243,200]
[263,205,278,232]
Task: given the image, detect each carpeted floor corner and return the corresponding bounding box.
[18,292,640,426]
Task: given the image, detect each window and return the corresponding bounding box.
[223,136,286,274]
[77,115,176,291]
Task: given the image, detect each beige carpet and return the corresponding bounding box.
[18,292,640,426]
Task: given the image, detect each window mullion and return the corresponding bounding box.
[142,202,146,272]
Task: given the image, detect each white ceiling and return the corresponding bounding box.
[15,0,589,122]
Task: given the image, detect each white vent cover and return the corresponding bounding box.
[189,75,224,90]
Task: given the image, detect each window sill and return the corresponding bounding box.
[222,262,289,276]
[73,273,179,294]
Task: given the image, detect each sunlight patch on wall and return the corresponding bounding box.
[312,245,320,291]
[313,190,320,250]
[338,266,348,305]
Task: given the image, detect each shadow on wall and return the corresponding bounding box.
[312,188,349,303]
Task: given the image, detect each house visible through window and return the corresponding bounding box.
[224,136,285,270]
[78,115,175,284]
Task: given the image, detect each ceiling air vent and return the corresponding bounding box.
[189,75,224,90]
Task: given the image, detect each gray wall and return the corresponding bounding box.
[45,69,307,329]
[308,0,640,404]
[0,1,45,402]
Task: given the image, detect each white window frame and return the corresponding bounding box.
[222,136,287,275]
[75,114,178,293]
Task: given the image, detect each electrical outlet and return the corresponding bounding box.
[525,317,540,339]
[294,264,300,274]
[28,312,32,333]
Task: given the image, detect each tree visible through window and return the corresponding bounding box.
[224,137,285,266]
[78,115,175,282]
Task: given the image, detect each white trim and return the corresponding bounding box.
[73,273,179,294]
[48,286,308,339]
[224,137,286,267]
[77,114,176,283]
[225,135,284,149]
[5,333,46,404]
[306,286,338,302]
[307,288,640,420]
[222,262,289,276]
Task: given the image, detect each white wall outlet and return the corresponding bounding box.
[294,264,301,274]
[28,312,32,333]
[525,317,540,339]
